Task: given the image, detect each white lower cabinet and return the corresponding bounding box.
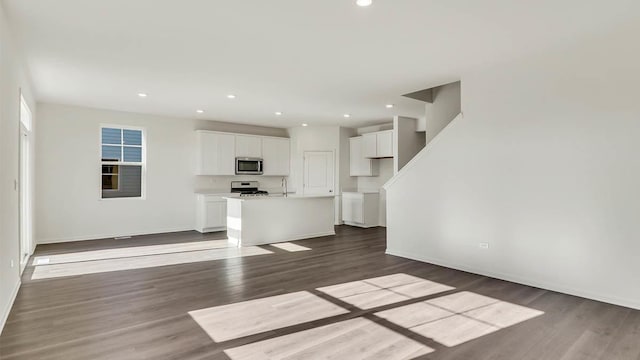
[196,195,228,233]
[341,192,379,228]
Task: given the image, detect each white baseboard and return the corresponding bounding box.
[0,279,21,336]
[37,226,195,244]
[343,222,377,228]
[284,231,336,242]
[386,248,640,311]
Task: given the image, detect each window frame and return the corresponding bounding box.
[99,124,146,200]
[20,94,33,131]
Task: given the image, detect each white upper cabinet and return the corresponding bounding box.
[196,131,290,176]
[362,133,377,158]
[235,135,262,158]
[262,137,290,176]
[363,130,393,158]
[350,136,378,176]
[376,130,394,158]
[196,131,236,175]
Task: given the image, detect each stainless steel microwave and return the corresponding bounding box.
[235,157,263,175]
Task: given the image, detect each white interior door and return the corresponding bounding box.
[303,151,334,195]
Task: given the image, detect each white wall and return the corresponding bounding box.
[339,127,358,193]
[287,126,343,224]
[36,103,288,243]
[287,126,341,194]
[425,81,461,143]
[338,127,358,223]
[385,20,640,309]
[0,3,37,333]
[357,158,393,226]
[36,104,196,243]
[394,116,425,173]
[356,123,393,135]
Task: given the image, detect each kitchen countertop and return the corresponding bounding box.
[224,194,335,201]
[194,189,232,195]
[195,188,292,196]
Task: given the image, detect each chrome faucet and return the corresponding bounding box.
[281,177,288,197]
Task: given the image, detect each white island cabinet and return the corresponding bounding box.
[225,196,335,246]
[195,194,231,232]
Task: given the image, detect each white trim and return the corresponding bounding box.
[0,279,21,336]
[343,222,378,228]
[19,94,32,132]
[36,226,194,244]
[385,248,640,311]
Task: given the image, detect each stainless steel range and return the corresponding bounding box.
[230,181,269,197]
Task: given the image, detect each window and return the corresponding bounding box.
[100,126,144,199]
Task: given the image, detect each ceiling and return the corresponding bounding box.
[3,0,638,128]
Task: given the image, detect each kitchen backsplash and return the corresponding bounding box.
[195,176,289,193]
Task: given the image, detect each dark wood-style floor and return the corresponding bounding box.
[1,226,639,359]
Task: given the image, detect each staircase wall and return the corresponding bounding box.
[384,21,640,309]
[425,81,461,143]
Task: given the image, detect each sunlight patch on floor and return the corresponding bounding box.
[189,274,544,357]
[224,317,434,360]
[31,246,271,280]
[270,242,311,252]
[376,291,545,347]
[32,239,234,265]
[317,273,455,309]
[189,291,349,342]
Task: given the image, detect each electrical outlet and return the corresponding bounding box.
[479,242,490,249]
[10,260,15,268]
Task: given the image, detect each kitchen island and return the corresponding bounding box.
[224,195,335,246]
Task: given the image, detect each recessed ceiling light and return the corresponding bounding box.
[137,93,148,98]
[302,123,308,127]
[356,0,372,7]
[227,94,236,99]
[196,109,204,114]
[386,104,394,109]
[343,114,351,118]
[275,111,283,116]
